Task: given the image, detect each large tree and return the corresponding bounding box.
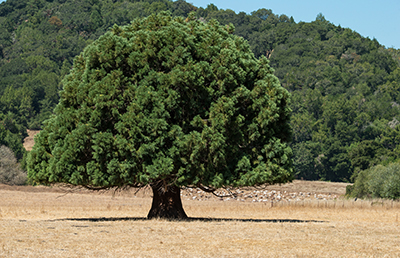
[27,13,293,220]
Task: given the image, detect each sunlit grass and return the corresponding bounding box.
[1,182,399,257]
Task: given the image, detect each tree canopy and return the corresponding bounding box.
[27,12,293,219]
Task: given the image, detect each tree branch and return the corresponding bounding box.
[196,184,237,198]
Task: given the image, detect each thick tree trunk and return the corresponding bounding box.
[147,180,188,220]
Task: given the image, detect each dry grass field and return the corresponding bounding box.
[1,181,400,257]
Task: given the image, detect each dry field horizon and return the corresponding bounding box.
[1,181,400,257]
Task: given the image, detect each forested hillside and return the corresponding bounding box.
[1,0,400,182]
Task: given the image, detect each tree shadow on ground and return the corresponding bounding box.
[54,217,327,223]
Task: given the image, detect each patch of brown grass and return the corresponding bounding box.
[1,183,400,257]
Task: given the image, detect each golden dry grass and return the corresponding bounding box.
[1,182,400,257]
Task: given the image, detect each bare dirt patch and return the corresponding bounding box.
[23,129,40,151]
[1,181,400,257]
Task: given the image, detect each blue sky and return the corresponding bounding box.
[189,0,400,49]
[0,0,398,48]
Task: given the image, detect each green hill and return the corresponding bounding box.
[1,0,399,182]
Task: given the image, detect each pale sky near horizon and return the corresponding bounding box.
[0,0,398,49]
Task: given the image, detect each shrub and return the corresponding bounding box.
[0,145,27,185]
[347,168,371,198]
[348,161,400,200]
[381,163,400,199]
[368,164,387,198]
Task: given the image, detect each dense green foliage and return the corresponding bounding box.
[0,113,26,160]
[265,18,400,182]
[1,0,400,183]
[347,162,400,200]
[27,13,293,190]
